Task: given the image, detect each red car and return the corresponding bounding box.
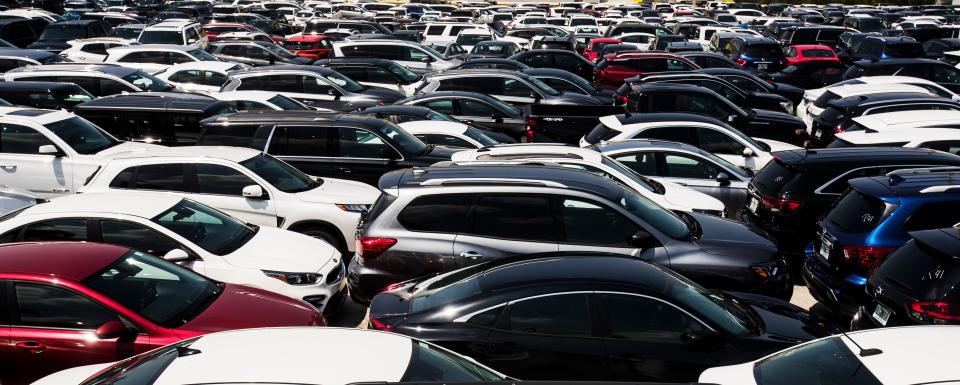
[283,35,334,60]
[205,22,284,43]
[785,44,839,66]
[0,242,324,385]
[593,52,700,90]
[583,37,621,62]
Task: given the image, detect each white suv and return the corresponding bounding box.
[81,146,379,255]
[105,44,224,74]
[138,20,207,49]
[62,37,139,62]
[0,107,158,198]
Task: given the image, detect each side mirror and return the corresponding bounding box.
[742,148,755,157]
[726,114,737,123]
[420,56,433,64]
[163,248,191,262]
[529,92,542,102]
[681,330,724,351]
[268,56,276,65]
[629,229,656,248]
[187,38,198,44]
[242,184,265,199]
[95,320,133,340]
[38,144,60,156]
[491,113,503,122]
[716,172,730,186]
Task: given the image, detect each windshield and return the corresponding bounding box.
[463,127,499,146]
[325,71,365,92]
[457,34,492,45]
[240,153,319,193]
[527,76,561,96]
[82,337,201,385]
[152,199,256,255]
[389,63,420,83]
[83,251,221,328]
[44,116,119,155]
[138,30,183,44]
[616,186,690,239]
[267,94,309,110]
[122,71,174,91]
[884,42,924,58]
[661,267,756,335]
[482,95,523,117]
[379,121,428,154]
[825,189,887,233]
[401,340,504,381]
[753,337,882,385]
[472,43,510,55]
[114,27,142,39]
[39,24,83,41]
[699,148,750,179]
[602,155,656,192]
[187,48,220,61]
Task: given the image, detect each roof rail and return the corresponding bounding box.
[476,153,584,160]
[476,143,575,151]
[886,166,960,176]
[418,178,568,188]
[920,185,960,194]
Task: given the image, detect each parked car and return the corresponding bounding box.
[0,81,94,110]
[768,60,847,90]
[60,37,135,62]
[399,120,501,148]
[625,72,794,113]
[414,70,602,110]
[831,127,960,153]
[451,58,529,71]
[315,57,422,95]
[155,61,246,93]
[211,90,312,111]
[680,51,740,69]
[699,67,806,107]
[466,40,522,59]
[809,92,960,146]
[221,65,405,111]
[594,52,699,90]
[523,103,627,143]
[27,19,112,52]
[282,34,333,59]
[207,40,312,66]
[395,91,527,139]
[840,36,925,65]
[0,19,42,48]
[137,20,207,49]
[583,37,621,62]
[371,254,834,382]
[5,64,176,97]
[0,242,323,385]
[333,39,462,74]
[843,58,960,93]
[103,44,222,74]
[784,44,839,66]
[508,48,596,80]
[725,36,787,73]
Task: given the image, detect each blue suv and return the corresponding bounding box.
[802,168,960,316]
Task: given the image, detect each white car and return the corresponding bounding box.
[613,32,657,50]
[0,192,347,312]
[727,9,766,24]
[454,28,495,53]
[156,61,249,93]
[81,146,379,255]
[138,20,208,49]
[33,327,507,385]
[797,83,933,132]
[847,109,960,133]
[586,115,800,171]
[796,76,960,124]
[105,44,225,74]
[211,90,316,111]
[833,127,960,154]
[61,37,138,62]
[0,107,158,198]
[451,144,729,216]
[398,120,500,149]
[700,326,960,385]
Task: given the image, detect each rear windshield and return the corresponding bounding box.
[875,238,960,300]
[813,90,840,109]
[803,49,835,58]
[584,122,620,144]
[743,43,783,58]
[824,189,887,233]
[753,337,881,385]
[883,43,924,58]
[752,158,800,195]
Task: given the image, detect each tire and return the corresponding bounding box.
[299,227,348,259]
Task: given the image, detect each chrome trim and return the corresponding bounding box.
[814,164,945,195]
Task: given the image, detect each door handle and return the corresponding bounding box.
[459,251,483,260]
[15,341,46,354]
[337,167,351,174]
[0,164,16,170]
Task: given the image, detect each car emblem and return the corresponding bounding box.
[774,176,784,182]
[873,285,883,297]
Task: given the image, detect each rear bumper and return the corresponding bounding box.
[801,248,866,316]
[347,257,406,305]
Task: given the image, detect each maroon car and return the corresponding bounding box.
[0,242,324,385]
[593,52,699,90]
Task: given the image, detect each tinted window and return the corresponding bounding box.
[337,127,395,158]
[459,99,498,116]
[612,152,659,176]
[134,163,187,191]
[399,194,475,233]
[696,127,745,155]
[418,134,475,148]
[270,126,333,157]
[664,153,720,179]
[601,293,703,339]
[22,219,87,241]
[469,195,557,242]
[560,198,637,246]
[0,123,54,154]
[423,99,455,114]
[905,201,960,231]
[508,293,590,335]
[824,189,887,233]
[196,163,255,196]
[754,337,881,385]
[110,167,135,188]
[100,220,181,256]
[401,340,503,382]
[637,126,696,145]
[14,282,116,329]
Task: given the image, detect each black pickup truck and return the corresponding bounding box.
[524,104,627,144]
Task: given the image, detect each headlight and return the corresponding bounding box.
[262,270,321,285]
[751,260,784,279]
[336,203,369,212]
[780,100,794,113]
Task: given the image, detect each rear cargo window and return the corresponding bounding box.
[752,158,800,195]
[813,90,839,109]
[824,189,887,233]
[742,43,783,58]
[875,238,960,299]
[584,122,620,144]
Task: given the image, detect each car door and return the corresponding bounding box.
[556,196,662,262]
[266,125,336,179]
[453,194,559,266]
[0,123,75,198]
[597,292,725,382]
[188,163,278,227]
[474,292,605,380]
[331,126,402,185]
[300,74,352,110]
[7,281,142,385]
[659,152,747,214]
[458,98,522,136]
[692,126,753,168]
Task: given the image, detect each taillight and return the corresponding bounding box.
[369,316,395,331]
[760,195,802,215]
[910,301,960,322]
[615,95,628,105]
[842,246,895,269]
[357,236,396,259]
[834,125,845,134]
[735,57,747,66]
[525,118,537,142]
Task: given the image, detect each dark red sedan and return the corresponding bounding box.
[0,242,324,385]
[593,52,700,90]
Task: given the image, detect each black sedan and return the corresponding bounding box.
[396,91,527,139]
[370,254,838,382]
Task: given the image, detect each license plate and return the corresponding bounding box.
[818,239,831,260]
[747,197,759,213]
[872,303,892,326]
[758,63,768,70]
[814,129,822,139]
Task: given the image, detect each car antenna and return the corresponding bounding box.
[841,331,882,357]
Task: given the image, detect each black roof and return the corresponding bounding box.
[74,94,231,112]
[0,49,57,60]
[48,19,105,26]
[733,36,779,45]
[234,65,336,75]
[0,81,84,91]
[520,67,580,79]
[850,171,960,197]
[358,105,435,116]
[852,58,947,68]
[864,35,918,43]
[910,227,960,257]
[200,110,382,127]
[633,82,715,93]
[773,147,960,166]
[594,138,705,153]
[610,111,731,128]
[477,254,669,292]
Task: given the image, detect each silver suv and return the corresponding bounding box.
[347,164,791,304]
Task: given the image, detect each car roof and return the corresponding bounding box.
[165,61,241,72]
[844,326,960,384]
[108,44,195,53]
[854,57,945,67]
[478,254,669,291]
[836,127,960,144]
[21,191,182,219]
[0,49,55,60]
[398,120,468,134]
[830,92,946,107]
[0,106,74,124]
[0,242,131,281]
[74,94,229,112]
[146,20,198,29]
[201,110,374,126]
[910,228,960,257]
[0,81,81,91]
[235,65,335,75]
[773,147,960,165]
[601,112,729,129]
[8,63,140,77]
[106,145,262,163]
[825,83,930,97]
[455,143,603,163]
[315,58,394,67]
[851,170,960,197]
[853,110,960,130]
[594,138,709,154]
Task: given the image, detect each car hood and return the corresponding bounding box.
[295,177,379,204]
[177,283,322,336]
[698,362,757,385]
[549,92,603,105]
[359,86,405,102]
[96,141,165,156]
[32,363,114,385]
[228,226,337,272]
[691,213,777,256]
[730,291,840,342]
[657,178,725,212]
[752,109,805,128]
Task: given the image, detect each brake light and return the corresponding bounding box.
[369,316,395,331]
[615,95,628,105]
[735,57,747,66]
[910,301,960,321]
[357,237,396,259]
[760,195,802,215]
[842,246,895,269]
[834,125,845,134]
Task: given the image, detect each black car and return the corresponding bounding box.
[768,60,847,90]
[0,19,42,48]
[922,37,960,61]
[781,27,855,51]
[111,23,145,40]
[452,58,529,71]
[843,58,960,93]
[508,49,595,81]
[726,36,788,73]
[207,41,312,66]
[680,51,739,69]
[625,72,794,113]
[27,20,112,52]
[854,227,960,329]
[314,57,421,93]
[0,81,94,110]
[357,105,516,143]
[530,36,574,50]
[744,147,960,261]
[651,34,687,52]
[76,93,236,146]
[396,91,527,139]
[370,254,836,382]
[522,67,614,102]
[843,16,886,34]
[466,41,522,59]
[810,93,960,146]
[700,67,805,106]
[839,36,925,65]
[198,111,454,185]
[626,83,806,145]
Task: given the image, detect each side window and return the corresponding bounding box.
[666,59,693,71]
[302,75,334,94]
[560,198,638,247]
[195,163,256,196]
[541,78,581,93]
[526,53,552,67]
[696,127,745,155]
[173,69,203,84]
[14,282,117,330]
[99,78,132,95]
[403,46,429,61]
[459,99,497,116]
[502,78,534,97]
[260,75,300,92]
[365,68,398,84]
[398,194,475,232]
[420,134,475,148]
[933,65,960,84]
[820,167,888,194]
[133,163,187,191]
[166,52,193,64]
[507,293,590,335]
[636,126,696,146]
[436,77,488,93]
[337,127,394,158]
[663,153,720,179]
[100,220,181,256]
[109,166,135,188]
[468,195,557,242]
[22,219,87,241]
[612,152,660,176]
[919,140,960,155]
[724,75,762,92]
[334,67,367,82]
[685,94,733,119]
[81,43,107,55]
[269,126,333,157]
[203,71,228,86]
[601,293,703,340]
[467,306,502,327]
[0,123,55,154]
[219,45,246,56]
[904,201,960,231]
[422,99,455,115]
